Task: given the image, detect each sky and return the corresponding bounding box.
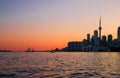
[0,0,120,51]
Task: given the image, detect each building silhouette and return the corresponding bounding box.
[93,30,100,47]
[108,34,112,42]
[108,34,113,47]
[117,26,120,41]
[87,34,90,42]
[67,41,82,51]
[101,35,107,46]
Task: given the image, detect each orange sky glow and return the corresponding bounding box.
[0,0,120,51]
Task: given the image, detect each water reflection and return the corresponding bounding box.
[0,52,120,77]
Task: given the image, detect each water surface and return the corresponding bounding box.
[0,52,120,78]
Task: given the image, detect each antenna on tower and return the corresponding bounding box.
[99,16,101,27]
[98,16,102,39]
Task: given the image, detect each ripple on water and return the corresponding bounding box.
[0,52,120,78]
[0,74,16,77]
[110,72,120,77]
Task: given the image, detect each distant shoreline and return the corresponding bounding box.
[0,51,120,52]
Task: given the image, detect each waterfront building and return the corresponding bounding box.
[93,30,100,46]
[108,34,112,42]
[108,34,113,47]
[101,35,107,46]
[117,26,120,41]
[91,35,94,46]
[68,41,82,51]
[111,39,120,51]
[94,30,98,39]
[87,34,90,42]
[102,35,106,42]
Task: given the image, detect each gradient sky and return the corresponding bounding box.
[0,0,120,51]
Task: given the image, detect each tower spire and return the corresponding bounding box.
[99,16,101,27]
[98,16,102,39]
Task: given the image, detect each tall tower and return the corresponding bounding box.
[98,16,102,39]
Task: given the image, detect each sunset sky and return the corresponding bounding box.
[0,0,120,51]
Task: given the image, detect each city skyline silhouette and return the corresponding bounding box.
[0,1,120,78]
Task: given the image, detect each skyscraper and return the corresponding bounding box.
[87,34,90,41]
[117,26,120,41]
[108,34,112,42]
[98,16,102,39]
[108,34,113,47]
[94,30,98,39]
[102,35,107,46]
[102,35,106,42]
[94,30,99,46]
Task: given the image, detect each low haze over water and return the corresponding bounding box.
[0,52,120,78]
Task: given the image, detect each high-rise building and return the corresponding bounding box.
[94,30,99,46]
[108,34,113,47]
[98,16,102,39]
[117,26,120,41]
[108,34,112,42]
[94,30,98,39]
[101,35,107,46]
[91,35,94,46]
[87,34,90,41]
[102,35,106,42]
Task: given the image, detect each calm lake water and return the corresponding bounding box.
[0,52,120,78]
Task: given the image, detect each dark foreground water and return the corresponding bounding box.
[0,52,120,78]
